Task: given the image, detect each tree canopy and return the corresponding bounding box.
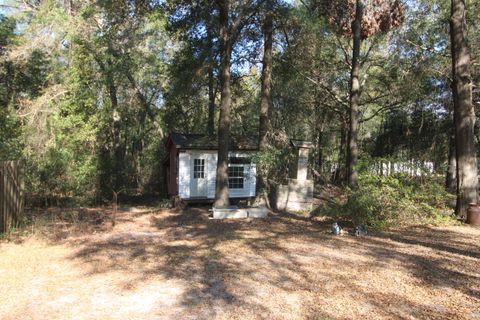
[0,0,478,215]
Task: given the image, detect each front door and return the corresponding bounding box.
[191,158,207,197]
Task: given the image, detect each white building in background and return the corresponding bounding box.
[164,133,257,200]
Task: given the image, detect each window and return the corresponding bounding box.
[194,159,205,178]
[228,165,244,189]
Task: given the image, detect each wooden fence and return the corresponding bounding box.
[0,160,25,233]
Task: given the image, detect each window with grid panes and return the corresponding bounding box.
[228,165,244,189]
[193,159,205,178]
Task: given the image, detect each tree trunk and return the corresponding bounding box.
[317,129,324,178]
[450,0,478,218]
[256,9,274,203]
[214,0,232,208]
[208,61,215,136]
[126,73,155,121]
[334,118,347,184]
[446,115,457,193]
[317,109,327,181]
[207,15,216,136]
[347,0,363,188]
[258,11,273,149]
[106,62,123,191]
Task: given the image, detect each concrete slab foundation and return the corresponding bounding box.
[212,206,268,219]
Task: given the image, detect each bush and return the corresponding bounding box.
[329,174,455,230]
[253,145,296,187]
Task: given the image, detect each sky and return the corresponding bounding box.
[0,0,19,16]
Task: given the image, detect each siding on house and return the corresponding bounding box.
[206,151,217,198]
[178,152,191,199]
[178,150,256,199]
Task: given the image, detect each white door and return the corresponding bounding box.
[191,158,207,197]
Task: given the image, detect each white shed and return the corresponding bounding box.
[165,133,257,200]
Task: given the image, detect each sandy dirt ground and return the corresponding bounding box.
[0,206,479,320]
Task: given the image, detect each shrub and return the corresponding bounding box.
[253,145,296,187]
[329,173,455,229]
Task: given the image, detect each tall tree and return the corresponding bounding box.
[214,0,233,207]
[450,0,478,218]
[214,0,262,207]
[446,109,457,193]
[321,0,405,186]
[258,5,273,149]
[347,0,363,187]
[207,14,217,136]
[254,1,275,204]
[166,1,220,136]
[6,0,168,200]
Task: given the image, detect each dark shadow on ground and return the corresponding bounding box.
[35,205,480,319]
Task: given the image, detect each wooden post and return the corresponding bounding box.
[0,161,25,233]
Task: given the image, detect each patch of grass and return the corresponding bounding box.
[1,208,110,242]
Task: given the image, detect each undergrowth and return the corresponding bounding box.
[321,173,456,230]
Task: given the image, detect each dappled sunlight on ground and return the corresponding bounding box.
[1,206,479,319]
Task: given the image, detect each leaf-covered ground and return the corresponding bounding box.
[1,206,479,320]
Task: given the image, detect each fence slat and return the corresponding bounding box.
[0,160,25,233]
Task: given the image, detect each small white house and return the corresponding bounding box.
[164,133,257,200]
